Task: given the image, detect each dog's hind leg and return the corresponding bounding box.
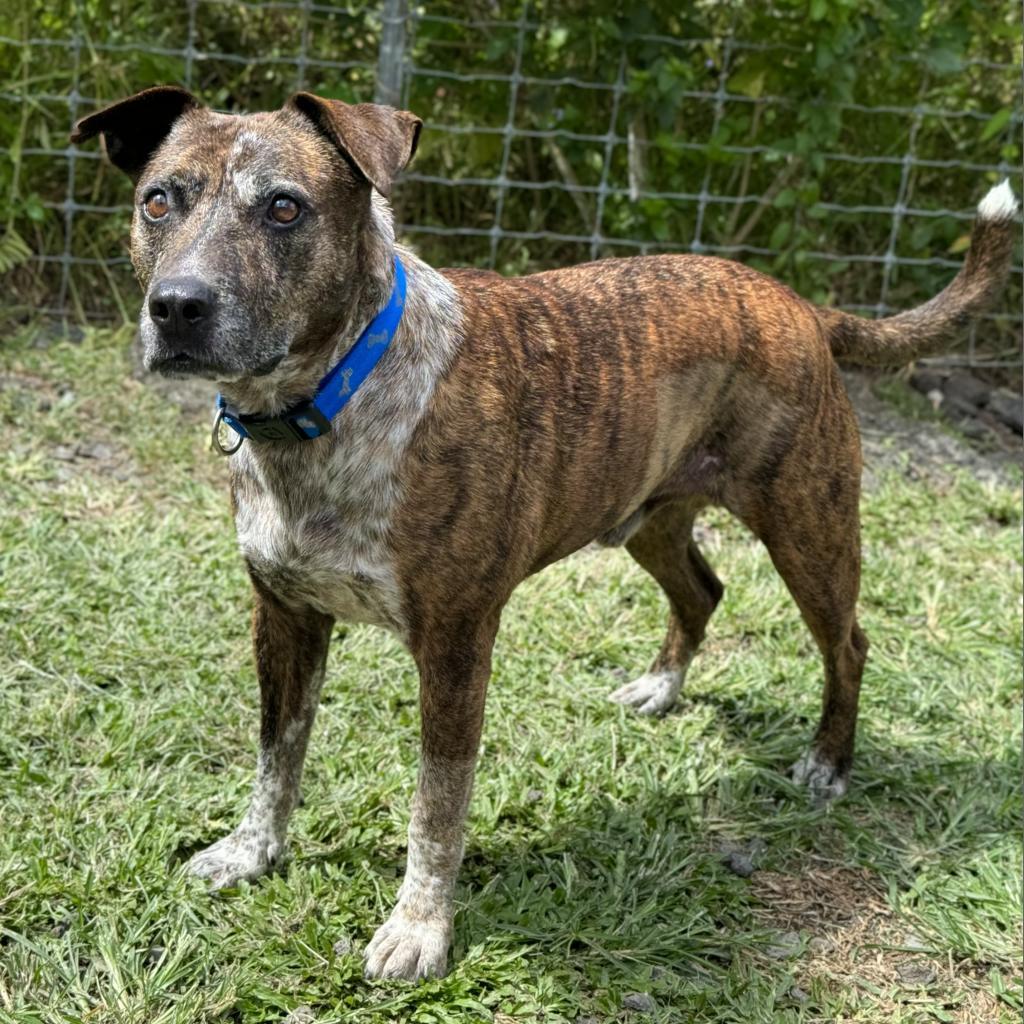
[187,582,333,888]
[735,401,868,804]
[762,517,867,804]
[609,503,723,716]
[761,522,867,804]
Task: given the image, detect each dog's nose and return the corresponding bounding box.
[148,277,216,346]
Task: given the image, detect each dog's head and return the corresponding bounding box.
[71,87,421,382]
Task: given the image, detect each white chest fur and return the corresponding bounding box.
[234,480,405,632]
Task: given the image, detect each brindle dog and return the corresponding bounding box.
[71,87,1017,981]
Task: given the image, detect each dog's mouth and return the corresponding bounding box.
[149,352,286,380]
[150,352,230,379]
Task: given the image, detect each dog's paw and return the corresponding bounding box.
[364,910,451,981]
[186,830,282,889]
[790,749,848,805]
[607,669,680,716]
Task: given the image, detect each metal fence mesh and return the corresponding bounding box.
[2,1,1021,370]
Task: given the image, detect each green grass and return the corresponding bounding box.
[0,326,1021,1024]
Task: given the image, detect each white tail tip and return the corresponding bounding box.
[977,178,1019,221]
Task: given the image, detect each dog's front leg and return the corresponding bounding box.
[188,583,333,889]
[364,617,497,981]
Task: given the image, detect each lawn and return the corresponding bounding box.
[0,326,1020,1023]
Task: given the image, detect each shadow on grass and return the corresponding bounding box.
[449,693,1020,980]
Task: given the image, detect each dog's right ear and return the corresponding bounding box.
[70,86,199,180]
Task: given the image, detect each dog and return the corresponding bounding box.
[71,86,1017,981]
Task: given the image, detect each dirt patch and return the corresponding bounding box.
[843,370,1021,491]
[0,371,56,396]
[1,372,138,489]
[49,439,137,482]
[26,437,146,522]
[752,867,1008,1023]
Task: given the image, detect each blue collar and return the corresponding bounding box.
[213,255,407,452]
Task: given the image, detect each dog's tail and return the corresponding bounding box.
[820,179,1019,366]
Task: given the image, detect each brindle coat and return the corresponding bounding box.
[71,87,1018,981]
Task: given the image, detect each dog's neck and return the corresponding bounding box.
[219,241,462,475]
[217,272,394,419]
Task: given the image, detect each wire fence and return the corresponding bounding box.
[1,1,1021,371]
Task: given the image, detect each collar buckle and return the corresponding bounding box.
[212,401,335,454]
[246,403,333,442]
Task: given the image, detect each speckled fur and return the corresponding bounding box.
[72,89,1018,983]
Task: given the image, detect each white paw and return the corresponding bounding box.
[186,829,282,889]
[608,669,681,716]
[364,910,451,981]
[790,749,848,805]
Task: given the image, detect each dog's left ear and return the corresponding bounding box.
[287,93,422,199]
[70,85,199,180]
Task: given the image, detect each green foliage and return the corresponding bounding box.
[0,227,31,274]
[0,0,1020,359]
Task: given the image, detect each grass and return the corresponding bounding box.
[0,325,1021,1023]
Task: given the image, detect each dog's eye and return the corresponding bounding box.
[268,195,301,225]
[143,190,170,221]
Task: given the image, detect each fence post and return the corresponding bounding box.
[376,0,407,107]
